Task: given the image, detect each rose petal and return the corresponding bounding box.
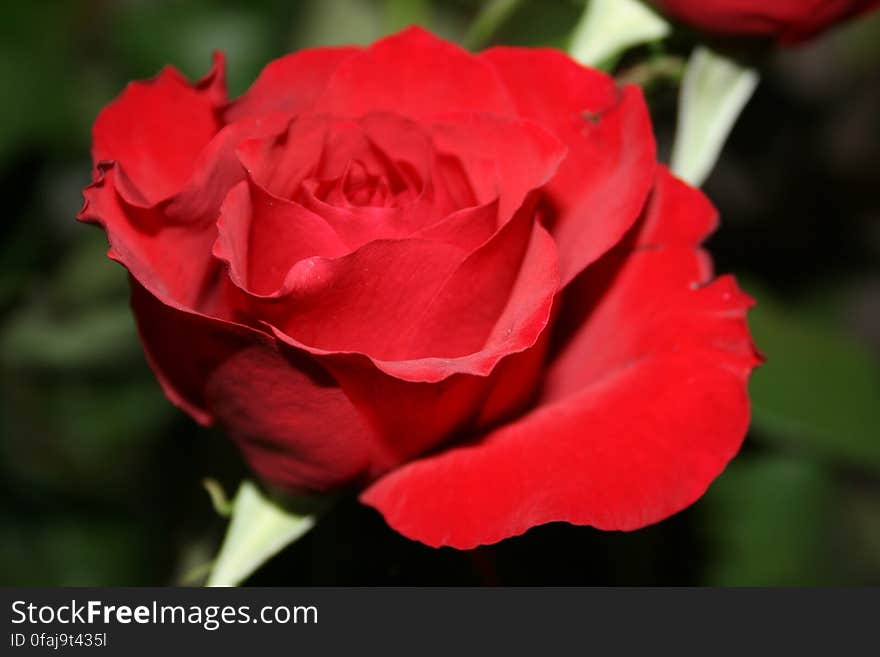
[92,54,226,204]
[414,200,499,252]
[428,114,566,222]
[482,48,656,286]
[79,165,224,311]
[80,113,289,311]
[237,112,564,254]
[264,196,558,383]
[260,238,468,358]
[213,179,348,298]
[264,336,553,481]
[313,26,514,118]
[393,195,559,363]
[130,281,377,491]
[238,113,442,249]
[361,171,759,548]
[541,171,739,403]
[224,46,361,122]
[313,356,504,478]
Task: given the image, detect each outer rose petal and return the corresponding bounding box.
[277,327,554,481]
[80,109,291,311]
[224,46,360,122]
[361,169,760,548]
[653,0,880,44]
[130,281,377,491]
[481,48,656,286]
[132,279,553,488]
[313,26,514,118]
[92,53,226,204]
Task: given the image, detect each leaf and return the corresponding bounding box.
[386,0,429,32]
[110,3,274,97]
[206,481,324,587]
[700,455,838,585]
[0,303,138,370]
[294,0,386,49]
[463,0,523,50]
[747,285,880,471]
[670,46,759,186]
[569,0,671,70]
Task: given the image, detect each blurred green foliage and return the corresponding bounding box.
[748,282,880,470]
[0,0,878,585]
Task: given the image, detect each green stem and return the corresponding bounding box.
[670,46,759,187]
[206,480,331,587]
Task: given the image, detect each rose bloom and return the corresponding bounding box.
[652,0,880,44]
[80,28,759,549]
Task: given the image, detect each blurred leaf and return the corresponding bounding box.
[0,302,137,370]
[748,286,880,471]
[671,46,759,186]
[386,0,430,31]
[491,0,583,49]
[207,481,321,586]
[838,483,880,583]
[463,0,522,50]
[0,514,152,586]
[52,231,128,308]
[701,455,837,585]
[110,2,274,97]
[569,0,670,70]
[838,10,880,69]
[1,376,173,496]
[294,0,386,48]
[0,3,84,162]
[0,207,51,309]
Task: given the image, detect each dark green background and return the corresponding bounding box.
[1,0,878,585]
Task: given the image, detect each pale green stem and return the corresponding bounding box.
[569,0,671,70]
[671,46,760,187]
[206,480,327,587]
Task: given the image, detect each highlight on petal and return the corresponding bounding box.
[361,169,759,548]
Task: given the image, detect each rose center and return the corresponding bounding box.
[296,157,424,211]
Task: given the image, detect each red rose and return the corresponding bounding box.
[652,0,880,44]
[79,28,758,548]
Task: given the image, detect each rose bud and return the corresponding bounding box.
[79,28,759,548]
[652,0,880,45]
